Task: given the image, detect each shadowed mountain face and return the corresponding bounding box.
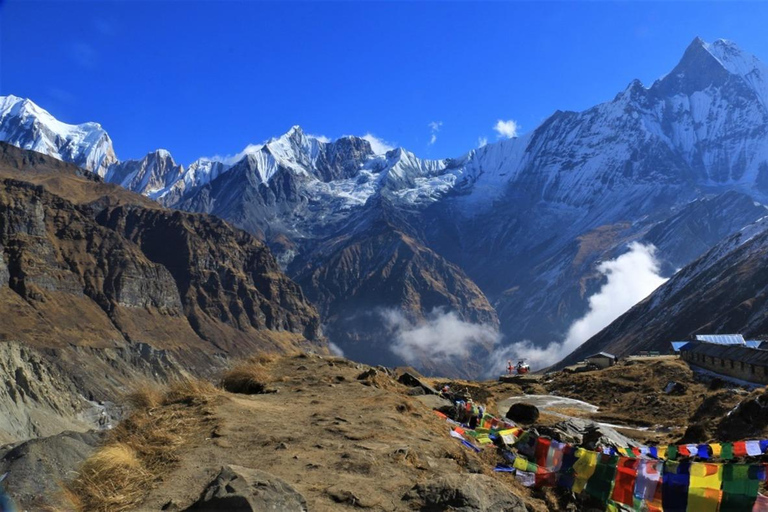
[4,38,768,374]
[556,215,768,368]
[0,142,324,442]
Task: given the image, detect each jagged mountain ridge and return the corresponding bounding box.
[4,37,768,372]
[0,141,323,442]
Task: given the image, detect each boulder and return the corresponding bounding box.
[402,473,527,511]
[536,418,639,450]
[1,429,106,511]
[184,465,308,512]
[664,381,687,395]
[397,372,438,395]
[505,403,540,424]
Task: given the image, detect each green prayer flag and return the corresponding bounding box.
[667,445,678,461]
[721,443,734,460]
[721,464,759,512]
[585,456,618,502]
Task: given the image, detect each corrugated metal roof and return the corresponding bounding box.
[694,334,746,345]
[683,342,768,365]
[586,352,616,360]
[746,340,762,349]
[671,341,692,352]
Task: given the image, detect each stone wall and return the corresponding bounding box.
[681,349,768,385]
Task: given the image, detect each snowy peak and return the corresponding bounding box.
[654,37,734,96]
[105,148,184,199]
[0,95,117,175]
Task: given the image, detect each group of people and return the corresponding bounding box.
[440,385,486,429]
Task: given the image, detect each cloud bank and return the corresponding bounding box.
[383,308,500,365]
[493,119,520,139]
[362,133,395,155]
[487,242,667,373]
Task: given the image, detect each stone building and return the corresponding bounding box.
[680,342,768,385]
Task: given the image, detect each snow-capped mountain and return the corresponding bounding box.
[0,95,117,175]
[4,37,768,374]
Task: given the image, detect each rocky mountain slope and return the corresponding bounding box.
[556,211,768,367]
[0,142,323,443]
[4,38,768,373]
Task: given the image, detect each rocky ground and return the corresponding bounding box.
[2,354,765,511]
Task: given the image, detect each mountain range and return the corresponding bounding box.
[4,37,768,375]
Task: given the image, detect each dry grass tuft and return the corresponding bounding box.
[221,361,270,394]
[163,378,219,405]
[64,379,219,511]
[124,383,164,411]
[65,443,150,512]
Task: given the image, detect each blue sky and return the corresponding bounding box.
[2,1,768,165]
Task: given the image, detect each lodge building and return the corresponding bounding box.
[677,334,768,385]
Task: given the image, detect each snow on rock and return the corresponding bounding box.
[0,95,117,175]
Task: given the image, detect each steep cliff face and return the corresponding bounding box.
[0,141,324,442]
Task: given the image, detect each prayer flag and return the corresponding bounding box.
[679,445,691,457]
[668,445,679,461]
[723,443,735,460]
[721,464,760,512]
[662,461,690,512]
[697,444,710,459]
[746,441,762,457]
[585,454,618,502]
[753,493,768,511]
[516,470,536,487]
[634,460,663,511]
[611,457,638,506]
[688,462,722,512]
[711,443,722,458]
[735,441,748,458]
[572,449,598,493]
[535,437,551,467]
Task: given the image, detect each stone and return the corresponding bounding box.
[664,381,687,395]
[397,372,438,395]
[406,386,426,396]
[505,402,540,424]
[184,465,308,512]
[402,473,527,511]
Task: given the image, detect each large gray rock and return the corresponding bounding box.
[0,429,105,511]
[536,418,639,450]
[402,473,527,511]
[184,465,308,512]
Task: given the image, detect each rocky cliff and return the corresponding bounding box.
[0,141,323,442]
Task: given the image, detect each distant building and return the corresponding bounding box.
[693,334,745,345]
[679,341,768,385]
[584,352,618,369]
[670,341,691,354]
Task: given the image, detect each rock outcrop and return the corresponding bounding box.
[0,142,324,443]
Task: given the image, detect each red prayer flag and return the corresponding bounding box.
[678,445,691,457]
[734,441,748,457]
[611,458,639,506]
[535,438,551,467]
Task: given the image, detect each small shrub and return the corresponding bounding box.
[221,362,269,394]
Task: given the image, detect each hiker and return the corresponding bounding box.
[507,360,514,375]
[0,474,17,512]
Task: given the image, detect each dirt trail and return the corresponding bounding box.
[140,355,548,511]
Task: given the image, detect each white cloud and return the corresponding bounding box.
[362,133,395,155]
[478,137,488,148]
[309,134,331,143]
[485,242,667,373]
[428,121,442,145]
[493,119,520,139]
[328,341,345,357]
[383,308,500,364]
